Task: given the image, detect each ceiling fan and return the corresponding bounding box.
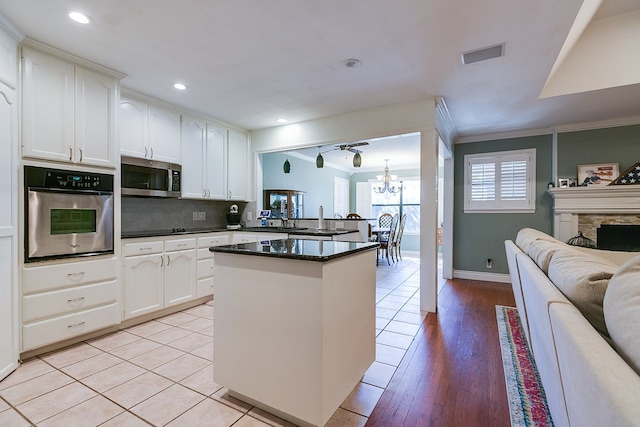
[316,141,369,168]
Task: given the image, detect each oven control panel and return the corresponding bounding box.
[25,166,114,192]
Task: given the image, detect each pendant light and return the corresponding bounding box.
[353,151,362,168]
[283,157,291,173]
[316,148,324,168]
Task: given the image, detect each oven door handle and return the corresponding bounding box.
[27,187,114,196]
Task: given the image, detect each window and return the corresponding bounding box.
[370,178,420,233]
[464,148,536,213]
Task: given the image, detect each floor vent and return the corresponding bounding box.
[461,43,505,65]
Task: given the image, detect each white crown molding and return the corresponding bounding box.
[453,270,511,284]
[435,97,457,152]
[0,14,24,42]
[457,115,640,144]
[21,37,127,80]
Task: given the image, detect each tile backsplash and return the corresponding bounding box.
[121,197,253,233]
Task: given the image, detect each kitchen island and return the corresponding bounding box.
[209,239,378,427]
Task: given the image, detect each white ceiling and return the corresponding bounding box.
[1,0,639,172]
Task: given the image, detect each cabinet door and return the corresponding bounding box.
[75,67,116,167]
[123,254,164,319]
[164,249,196,307]
[181,116,206,198]
[148,106,181,163]
[21,48,75,163]
[227,129,248,200]
[0,82,16,229]
[119,97,148,159]
[205,123,227,199]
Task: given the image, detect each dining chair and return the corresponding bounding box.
[378,213,399,265]
[390,213,407,262]
[346,212,361,219]
[378,213,393,229]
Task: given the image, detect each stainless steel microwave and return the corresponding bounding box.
[121,156,181,197]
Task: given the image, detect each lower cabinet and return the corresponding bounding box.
[21,257,119,352]
[196,233,231,298]
[122,237,196,320]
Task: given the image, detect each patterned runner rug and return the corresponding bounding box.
[496,305,554,427]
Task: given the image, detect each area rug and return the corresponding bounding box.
[496,305,554,427]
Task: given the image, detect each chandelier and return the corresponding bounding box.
[373,159,401,194]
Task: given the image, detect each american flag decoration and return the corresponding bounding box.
[610,162,640,185]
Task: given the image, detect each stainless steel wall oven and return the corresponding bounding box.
[24,166,114,262]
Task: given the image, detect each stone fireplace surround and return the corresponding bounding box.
[548,186,640,245]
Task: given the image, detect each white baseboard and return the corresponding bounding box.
[453,269,511,283]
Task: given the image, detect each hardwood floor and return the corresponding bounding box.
[366,278,516,427]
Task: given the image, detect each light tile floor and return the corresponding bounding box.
[0,257,423,426]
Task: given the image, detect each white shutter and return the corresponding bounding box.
[464,149,535,213]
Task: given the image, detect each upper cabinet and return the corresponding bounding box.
[120,96,181,164]
[181,116,226,199]
[227,129,249,201]
[21,47,118,168]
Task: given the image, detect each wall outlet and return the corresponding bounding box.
[485,258,493,269]
[246,211,253,221]
[198,212,206,221]
[192,212,198,221]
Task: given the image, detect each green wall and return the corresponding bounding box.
[454,124,640,275]
[454,135,554,274]
[261,153,351,216]
[557,124,640,181]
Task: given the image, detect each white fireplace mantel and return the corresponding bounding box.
[547,186,640,241]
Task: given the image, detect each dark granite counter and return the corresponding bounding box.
[209,239,378,262]
[122,226,358,239]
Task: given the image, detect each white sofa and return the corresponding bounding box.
[505,228,640,427]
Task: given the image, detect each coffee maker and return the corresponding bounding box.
[226,204,242,229]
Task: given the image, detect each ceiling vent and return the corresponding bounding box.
[461,43,505,65]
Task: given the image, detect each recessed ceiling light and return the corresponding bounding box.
[68,11,91,24]
[276,118,288,123]
[173,83,187,90]
[343,58,361,68]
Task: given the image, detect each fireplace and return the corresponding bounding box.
[597,225,640,251]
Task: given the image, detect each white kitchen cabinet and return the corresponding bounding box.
[164,239,197,307]
[120,96,181,163]
[0,27,18,380]
[196,232,231,297]
[122,237,196,320]
[181,116,226,199]
[227,129,249,200]
[22,257,120,352]
[21,47,117,167]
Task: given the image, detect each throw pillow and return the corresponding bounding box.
[603,255,640,375]
[548,248,618,337]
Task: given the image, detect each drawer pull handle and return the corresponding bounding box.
[177,243,188,247]
[67,297,85,303]
[139,247,153,252]
[67,272,85,281]
[68,321,85,329]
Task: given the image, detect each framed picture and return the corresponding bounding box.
[578,163,619,186]
[558,178,570,188]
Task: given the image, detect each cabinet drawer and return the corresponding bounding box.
[122,240,163,256]
[197,248,215,259]
[197,258,215,279]
[233,233,257,244]
[22,302,119,351]
[23,280,118,323]
[198,234,230,248]
[165,238,196,252]
[23,257,117,294]
[197,277,214,298]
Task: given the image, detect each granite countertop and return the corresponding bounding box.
[122,226,359,239]
[209,239,378,262]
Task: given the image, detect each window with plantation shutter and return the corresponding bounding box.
[464,149,535,213]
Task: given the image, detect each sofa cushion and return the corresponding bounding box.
[603,255,640,375]
[547,248,618,336]
[527,239,565,274]
[515,228,558,252]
